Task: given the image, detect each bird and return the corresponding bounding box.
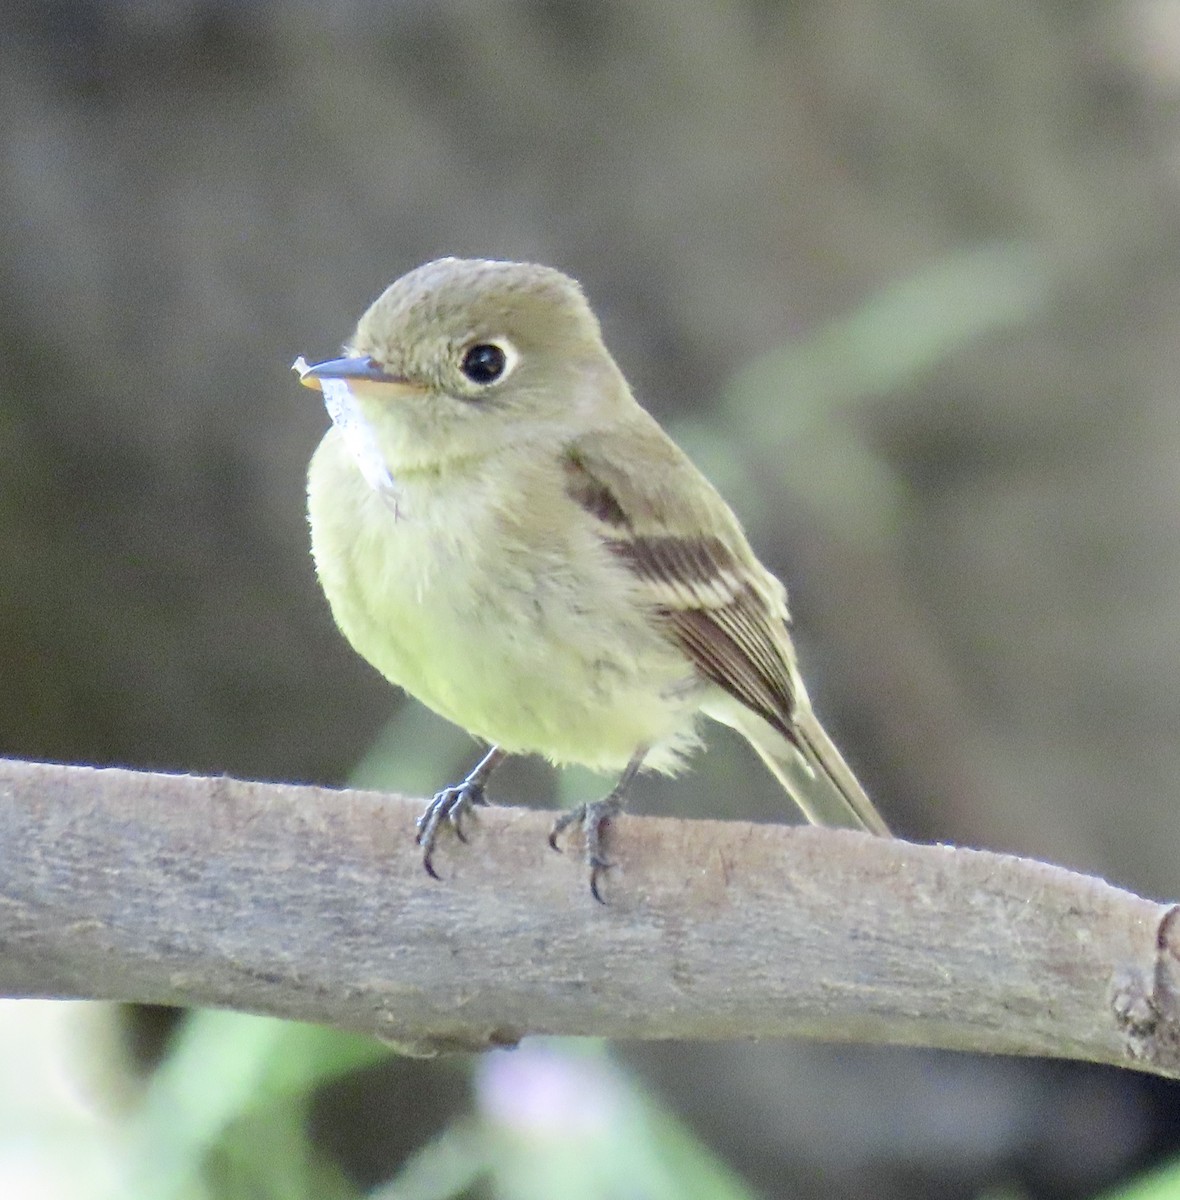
[296,257,889,901]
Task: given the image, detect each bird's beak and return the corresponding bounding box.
[292,355,421,395]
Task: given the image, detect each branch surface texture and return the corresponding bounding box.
[1,757,1178,1072]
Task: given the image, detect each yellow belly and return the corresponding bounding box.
[307,431,702,772]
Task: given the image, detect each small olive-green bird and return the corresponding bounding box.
[297,257,889,900]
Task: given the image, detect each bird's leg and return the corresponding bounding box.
[416,745,506,880]
[549,748,647,904]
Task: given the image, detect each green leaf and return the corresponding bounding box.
[121,1012,389,1199]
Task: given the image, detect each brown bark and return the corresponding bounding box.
[0,757,1177,1072]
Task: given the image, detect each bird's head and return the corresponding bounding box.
[296,257,627,474]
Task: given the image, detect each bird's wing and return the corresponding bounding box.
[562,419,801,744]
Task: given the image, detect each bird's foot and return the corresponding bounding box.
[549,794,623,904]
[415,778,491,879]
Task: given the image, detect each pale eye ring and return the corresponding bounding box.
[459,338,519,386]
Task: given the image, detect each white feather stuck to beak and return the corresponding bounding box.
[319,377,400,508]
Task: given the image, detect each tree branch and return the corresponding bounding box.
[0,757,1177,1072]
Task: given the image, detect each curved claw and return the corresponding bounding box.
[549,798,620,902]
[588,858,612,906]
[415,781,488,879]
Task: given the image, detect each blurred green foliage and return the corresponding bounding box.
[64,1011,756,1200]
[677,241,1049,547]
[121,1013,390,1199]
[374,1041,757,1200]
[1100,1160,1180,1200]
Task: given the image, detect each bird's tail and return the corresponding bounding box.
[720,702,890,836]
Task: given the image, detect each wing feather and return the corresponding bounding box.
[562,426,801,744]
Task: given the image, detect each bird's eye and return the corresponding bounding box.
[460,342,510,385]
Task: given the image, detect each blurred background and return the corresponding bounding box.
[3,1,1180,1197]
